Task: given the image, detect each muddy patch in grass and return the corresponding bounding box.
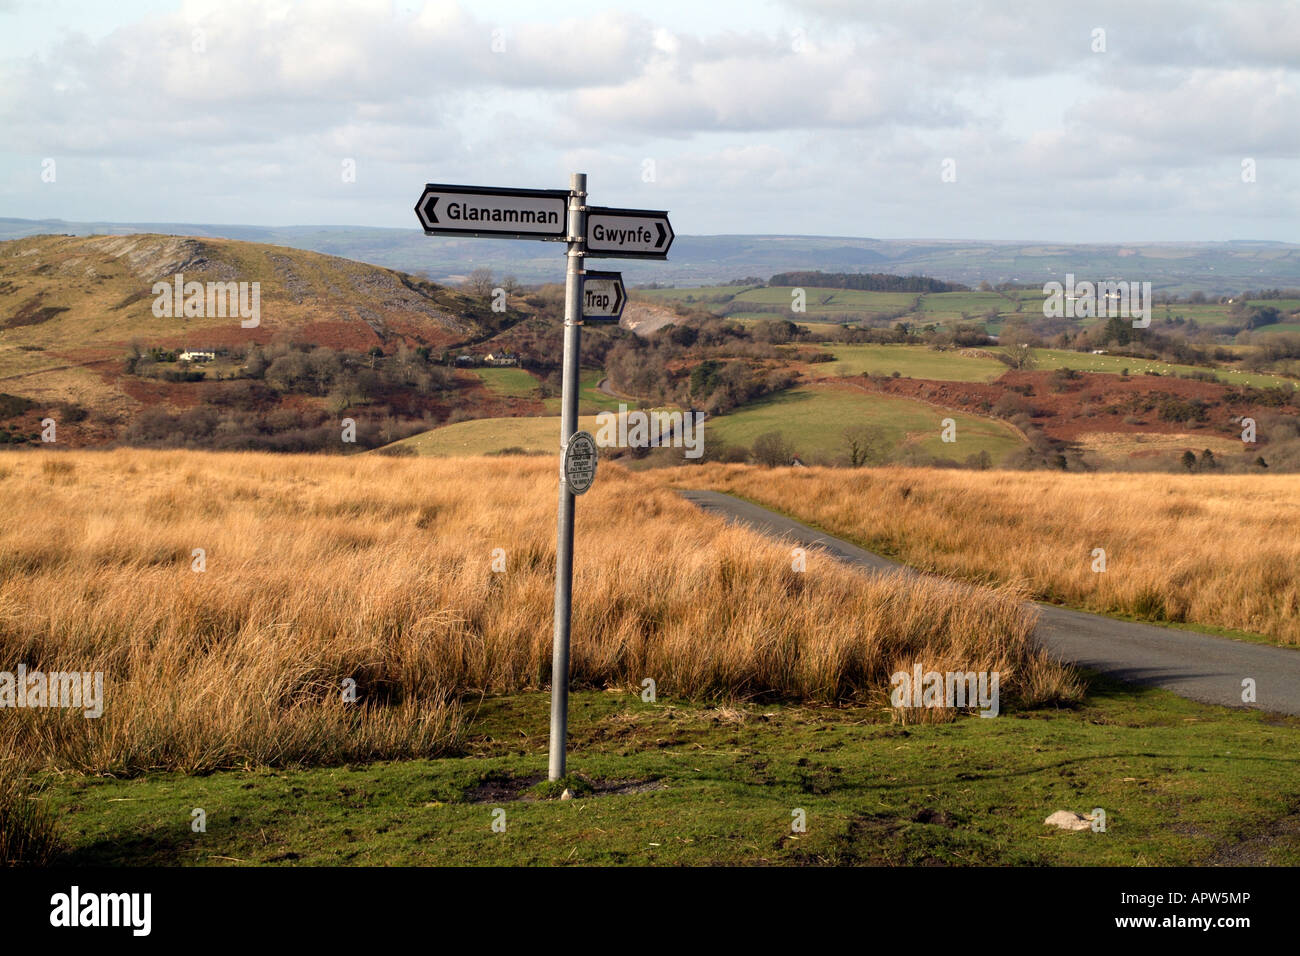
[1205,806,1300,865]
[449,770,666,804]
[912,808,957,828]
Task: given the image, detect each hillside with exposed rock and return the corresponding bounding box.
[0,234,528,448]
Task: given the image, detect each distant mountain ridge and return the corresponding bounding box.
[2,217,1298,295]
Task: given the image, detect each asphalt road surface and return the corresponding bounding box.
[679,489,1300,716]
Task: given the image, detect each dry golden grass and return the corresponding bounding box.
[666,464,1300,644]
[1074,432,1244,465]
[0,450,1077,776]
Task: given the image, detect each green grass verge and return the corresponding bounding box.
[35,683,1300,866]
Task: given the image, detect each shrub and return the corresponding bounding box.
[752,431,795,467]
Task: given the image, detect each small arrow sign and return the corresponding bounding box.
[414,183,568,240]
[585,207,674,259]
[581,270,625,321]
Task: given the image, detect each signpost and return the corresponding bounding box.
[585,207,674,259]
[581,270,625,322]
[414,183,568,240]
[416,174,672,781]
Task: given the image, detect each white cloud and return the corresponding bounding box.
[0,0,1295,239]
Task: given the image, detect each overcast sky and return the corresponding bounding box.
[1,0,1297,241]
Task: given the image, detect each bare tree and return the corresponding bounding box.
[752,431,795,467]
[464,267,495,299]
[843,424,889,467]
[999,316,1040,369]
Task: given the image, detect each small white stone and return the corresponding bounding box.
[1044,810,1093,831]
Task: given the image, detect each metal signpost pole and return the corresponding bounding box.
[548,172,586,781]
[416,173,667,782]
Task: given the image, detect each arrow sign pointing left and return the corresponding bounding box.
[414,183,569,240]
[581,270,625,321]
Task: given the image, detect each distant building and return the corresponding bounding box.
[485,351,519,367]
[454,354,476,366]
[1091,349,1108,355]
[178,350,215,363]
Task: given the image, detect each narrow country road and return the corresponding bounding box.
[678,489,1300,716]
[595,377,630,401]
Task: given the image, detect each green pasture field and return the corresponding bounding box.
[474,367,540,399]
[705,384,1025,463]
[1025,348,1296,389]
[813,344,1007,383]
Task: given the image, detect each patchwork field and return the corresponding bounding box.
[633,283,1300,347]
[731,286,919,312]
[820,344,1007,382]
[916,291,1011,313]
[705,383,1026,463]
[1028,348,1296,390]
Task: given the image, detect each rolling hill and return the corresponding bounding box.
[0,233,489,355]
[0,231,677,453]
[0,233,515,445]
[5,218,1300,295]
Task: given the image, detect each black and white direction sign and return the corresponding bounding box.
[585,207,674,259]
[414,183,568,240]
[581,270,625,321]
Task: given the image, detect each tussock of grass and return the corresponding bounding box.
[0,450,1078,775]
[0,746,61,865]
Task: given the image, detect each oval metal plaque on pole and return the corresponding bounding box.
[562,430,598,495]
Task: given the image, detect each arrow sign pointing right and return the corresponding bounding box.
[585,207,674,259]
[581,270,626,322]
